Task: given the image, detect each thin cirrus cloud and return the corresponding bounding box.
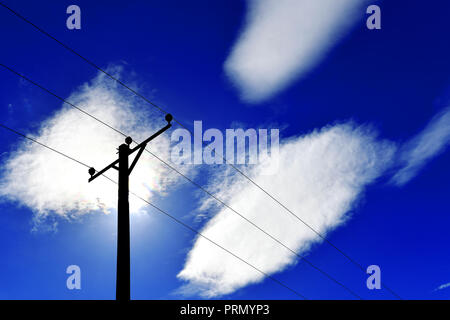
[178,123,397,297]
[0,68,186,229]
[391,106,450,186]
[224,0,370,103]
[434,282,450,292]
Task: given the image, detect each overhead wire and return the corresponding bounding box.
[0,122,307,299]
[0,1,402,298]
[0,63,362,299]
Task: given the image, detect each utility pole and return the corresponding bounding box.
[88,114,173,301]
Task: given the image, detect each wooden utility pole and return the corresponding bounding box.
[116,142,130,301]
[88,114,172,301]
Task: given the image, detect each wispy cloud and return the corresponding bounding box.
[224,0,369,103]
[178,123,396,297]
[391,107,450,186]
[434,282,450,292]
[0,68,186,228]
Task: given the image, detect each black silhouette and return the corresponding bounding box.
[88,114,172,301]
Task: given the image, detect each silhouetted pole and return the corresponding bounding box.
[116,143,130,301]
[88,114,173,301]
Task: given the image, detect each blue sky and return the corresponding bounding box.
[0,0,450,300]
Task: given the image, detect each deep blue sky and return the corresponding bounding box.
[0,0,449,299]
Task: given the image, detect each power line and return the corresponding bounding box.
[0,1,171,122]
[0,122,307,300]
[0,63,362,299]
[0,63,125,138]
[0,2,401,298]
[0,123,91,169]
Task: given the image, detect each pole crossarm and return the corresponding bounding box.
[129,122,171,154]
[88,157,119,182]
[88,116,172,182]
[129,143,147,175]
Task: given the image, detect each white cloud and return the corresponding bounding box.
[0,69,186,227]
[224,0,369,103]
[391,107,450,186]
[178,123,396,297]
[434,282,450,292]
